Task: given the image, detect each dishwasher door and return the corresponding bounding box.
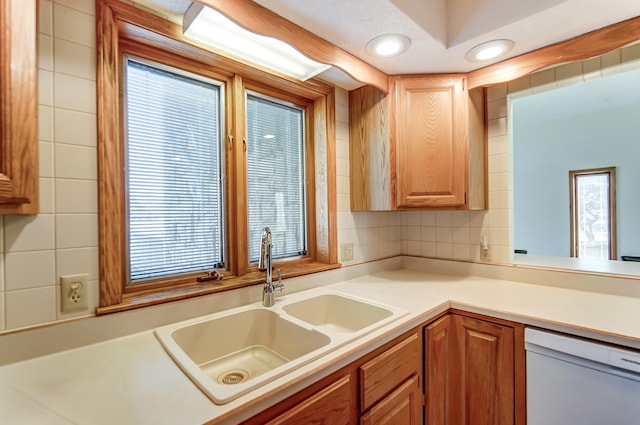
[525,328,640,425]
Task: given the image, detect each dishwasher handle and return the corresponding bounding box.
[610,350,640,374]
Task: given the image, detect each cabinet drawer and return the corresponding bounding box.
[360,333,419,411]
[265,375,352,425]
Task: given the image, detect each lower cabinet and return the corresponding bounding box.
[360,375,422,425]
[242,311,524,425]
[264,375,352,425]
[241,331,421,425]
[425,311,526,425]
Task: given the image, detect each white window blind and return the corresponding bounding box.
[125,59,224,281]
[246,94,307,262]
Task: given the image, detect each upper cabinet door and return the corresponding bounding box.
[392,75,468,209]
[0,0,39,214]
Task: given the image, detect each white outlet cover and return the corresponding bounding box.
[61,273,89,312]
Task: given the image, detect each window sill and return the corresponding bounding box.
[95,262,341,316]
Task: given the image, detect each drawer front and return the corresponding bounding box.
[360,332,419,411]
[265,375,352,425]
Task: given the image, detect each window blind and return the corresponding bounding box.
[246,94,306,262]
[125,59,224,281]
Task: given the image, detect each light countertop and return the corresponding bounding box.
[2,265,640,425]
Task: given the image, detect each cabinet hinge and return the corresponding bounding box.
[422,394,427,406]
[464,192,467,204]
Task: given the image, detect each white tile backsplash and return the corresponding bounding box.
[54,109,97,147]
[0,0,98,331]
[53,74,96,113]
[39,34,54,71]
[55,214,99,249]
[6,287,57,329]
[54,144,97,179]
[55,179,98,213]
[56,247,99,281]
[39,178,55,214]
[54,0,96,15]
[39,70,54,106]
[5,251,56,291]
[54,38,96,81]
[53,3,96,48]
[39,0,54,36]
[4,215,56,253]
[39,106,54,143]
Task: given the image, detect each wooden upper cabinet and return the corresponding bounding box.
[349,75,485,211]
[392,75,466,208]
[0,0,39,214]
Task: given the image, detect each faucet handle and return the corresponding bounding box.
[274,269,284,291]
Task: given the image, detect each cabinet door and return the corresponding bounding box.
[424,315,453,425]
[0,0,39,214]
[393,75,467,208]
[451,314,515,425]
[264,375,352,425]
[360,375,422,425]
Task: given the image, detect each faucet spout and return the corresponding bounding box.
[259,227,283,307]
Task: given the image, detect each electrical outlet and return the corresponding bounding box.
[61,274,89,312]
[480,245,490,260]
[340,242,354,261]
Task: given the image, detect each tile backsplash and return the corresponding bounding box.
[2,0,638,332]
[0,0,100,331]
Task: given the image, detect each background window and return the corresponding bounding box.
[246,93,307,263]
[570,167,617,260]
[125,59,224,281]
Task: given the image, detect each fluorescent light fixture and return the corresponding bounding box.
[183,3,331,81]
[465,39,514,62]
[366,34,411,57]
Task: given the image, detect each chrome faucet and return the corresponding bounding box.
[258,227,284,307]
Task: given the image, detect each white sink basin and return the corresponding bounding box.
[282,293,394,332]
[156,308,330,404]
[155,289,408,404]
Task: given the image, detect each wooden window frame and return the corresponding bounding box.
[569,167,617,260]
[96,0,338,314]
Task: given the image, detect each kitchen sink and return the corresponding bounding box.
[155,289,408,404]
[155,308,330,404]
[282,293,394,332]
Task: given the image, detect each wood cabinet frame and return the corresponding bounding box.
[0,0,39,214]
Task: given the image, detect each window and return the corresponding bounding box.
[125,58,225,283]
[570,167,617,260]
[97,1,337,313]
[246,93,307,262]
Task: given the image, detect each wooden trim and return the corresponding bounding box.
[468,15,640,89]
[513,324,527,425]
[569,167,617,260]
[97,0,125,307]
[325,88,339,264]
[96,261,340,315]
[0,0,38,214]
[197,0,389,93]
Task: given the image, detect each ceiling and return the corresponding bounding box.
[134,0,640,78]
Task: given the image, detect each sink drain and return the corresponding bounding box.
[217,369,249,385]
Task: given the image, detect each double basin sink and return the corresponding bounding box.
[155,289,408,404]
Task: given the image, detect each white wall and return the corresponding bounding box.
[514,105,640,257]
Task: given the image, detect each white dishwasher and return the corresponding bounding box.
[525,328,640,425]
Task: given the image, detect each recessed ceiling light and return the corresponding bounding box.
[366,34,411,57]
[465,39,515,62]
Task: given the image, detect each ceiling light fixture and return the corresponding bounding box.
[366,34,411,57]
[465,39,515,62]
[183,4,331,81]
